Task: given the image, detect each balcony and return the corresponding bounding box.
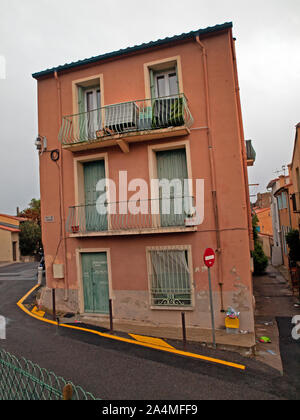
[246,139,256,166]
[66,197,198,237]
[59,94,193,152]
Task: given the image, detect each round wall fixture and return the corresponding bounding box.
[50,149,60,162]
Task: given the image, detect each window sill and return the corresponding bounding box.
[150,305,194,311]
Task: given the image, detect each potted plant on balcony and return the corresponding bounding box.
[152,96,184,129]
[169,97,184,126]
[71,225,80,234]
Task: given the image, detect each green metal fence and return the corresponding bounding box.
[0,348,98,400]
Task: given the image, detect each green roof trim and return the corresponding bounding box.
[32,22,232,79]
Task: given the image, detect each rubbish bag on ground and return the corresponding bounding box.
[226,307,240,319]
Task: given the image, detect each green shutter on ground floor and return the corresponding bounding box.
[81,252,109,314]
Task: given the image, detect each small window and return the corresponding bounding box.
[148,248,192,307]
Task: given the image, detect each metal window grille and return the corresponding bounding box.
[149,248,192,307]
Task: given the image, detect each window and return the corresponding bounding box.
[85,88,100,112]
[150,68,183,129]
[277,195,283,210]
[143,58,186,131]
[281,226,291,255]
[296,167,300,192]
[146,58,182,100]
[281,192,287,209]
[148,247,192,307]
[72,153,109,235]
[154,69,179,98]
[76,81,102,140]
[156,148,189,227]
[282,226,287,255]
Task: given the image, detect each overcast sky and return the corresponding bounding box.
[0,0,299,214]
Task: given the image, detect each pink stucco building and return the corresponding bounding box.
[33,22,255,344]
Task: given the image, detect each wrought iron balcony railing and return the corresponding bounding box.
[66,197,197,235]
[59,94,193,146]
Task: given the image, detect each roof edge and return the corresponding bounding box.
[32,22,232,79]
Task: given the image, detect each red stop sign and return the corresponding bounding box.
[203,248,215,267]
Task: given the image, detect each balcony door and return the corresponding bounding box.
[78,85,101,140]
[83,160,107,232]
[154,69,179,98]
[151,67,184,128]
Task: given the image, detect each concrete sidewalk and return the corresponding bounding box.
[253,264,300,373]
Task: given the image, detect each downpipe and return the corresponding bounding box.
[54,71,69,302]
[195,35,224,311]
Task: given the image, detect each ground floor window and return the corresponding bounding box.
[147,246,192,307]
[281,226,290,255]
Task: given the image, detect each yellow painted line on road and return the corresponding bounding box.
[17,284,58,326]
[32,306,45,317]
[129,334,175,349]
[17,284,246,371]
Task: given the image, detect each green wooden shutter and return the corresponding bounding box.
[174,63,180,94]
[78,86,85,113]
[149,69,156,99]
[82,252,109,314]
[77,86,86,141]
[84,160,107,232]
[156,149,188,227]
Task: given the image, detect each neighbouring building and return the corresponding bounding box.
[255,207,273,236]
[32,22,256,343]
[255,192,271,210]
[267,124,300,268]
[253,206,273,259]
[0,214,22,263]
[290,123,300,231]
[268,171,297,268]
[267,178,283,265]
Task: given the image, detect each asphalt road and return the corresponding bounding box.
[0,263,299,400]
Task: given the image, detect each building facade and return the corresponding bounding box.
[33,22,255,341]
[0,214,21,263]
[267,178,283,265]
[255,192,271,210]
[268,173,297,268]
[254,207,273,236]
[290,123,300,231]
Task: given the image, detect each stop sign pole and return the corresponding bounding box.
[203,248,216,348]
